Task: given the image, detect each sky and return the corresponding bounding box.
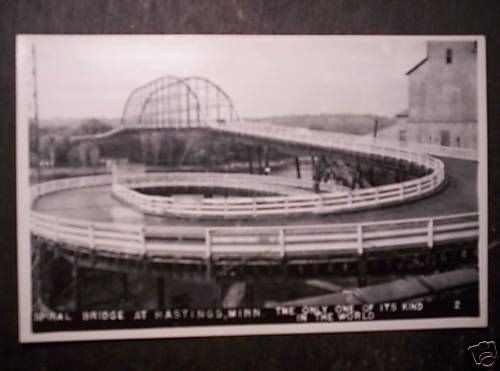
[17,35,428,121]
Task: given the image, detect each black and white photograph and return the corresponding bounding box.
[16,35,488,342]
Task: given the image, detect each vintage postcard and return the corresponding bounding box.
[16,35,488,342]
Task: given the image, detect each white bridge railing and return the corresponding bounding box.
[112,172,354,218]
[30,176,479,261]
[122,119,446,173]
[112,161,443,218]
[365,136,478,161]
[215,120,478,161]
[112,172,442,219]
[32,120,477,260]
[30,174,113,204]
[72,121,446,219]
[113,171,332,195]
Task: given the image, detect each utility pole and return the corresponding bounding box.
[32,44,41,184]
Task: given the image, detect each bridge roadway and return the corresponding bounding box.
[31,121,478,265]
[33,156,476,227]
[69,120,450,221]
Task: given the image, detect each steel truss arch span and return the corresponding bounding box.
[121,75,240,129]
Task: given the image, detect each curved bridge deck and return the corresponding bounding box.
[33,157,477,227]
[30,156,478,274]
[35,118,478,268]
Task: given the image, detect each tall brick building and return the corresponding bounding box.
[380,41,478,149]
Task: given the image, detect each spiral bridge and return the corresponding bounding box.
[31,75,479,311]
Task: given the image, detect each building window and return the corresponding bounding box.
[446,49,453,64]
[399,130,407,142]
[440,130,450,146]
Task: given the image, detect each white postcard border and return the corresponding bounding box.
[16,34,488,343]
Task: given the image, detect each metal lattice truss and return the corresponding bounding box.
[121,76,240,128]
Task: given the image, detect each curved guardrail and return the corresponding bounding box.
[36,120,476,262]
[107,121,447,218]
[365,135,478,161]
[111,172,350,218]
[112,168,442,218]
[114,171,334,195]
[72,119,477,161]
[74,121,447,219]
[30,175,479,262]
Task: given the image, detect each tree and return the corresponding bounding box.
[73,118,113,135]
[71,119,112,166]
